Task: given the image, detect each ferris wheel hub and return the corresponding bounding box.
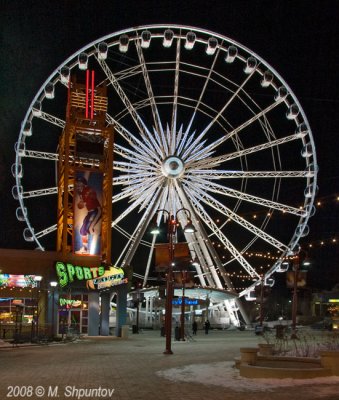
[161,156,185,178]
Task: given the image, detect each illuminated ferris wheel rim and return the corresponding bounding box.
[13,24,318,301]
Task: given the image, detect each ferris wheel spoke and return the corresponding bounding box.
[170,36,182,153]
[190,177,305,216]
[189,193,260,279]
[135,37,166,156]
[189,170,311,179]
[107,114,161,162]
[21,150,59,161]
[34,110,65,128]
[34,224,57,239]
[120,177,162,201]
[181,49,224,159]
[96,56,162,157]
[22,187,58,198]
[113,160,159,172]
[113,175,162,196]
[112,180,161,226]
[175,181,236,289]
[187,133,300,170]
[114,143,160,168]
[186,182,288,252]
[188,97,286,162]
[182,63,256,160]
[117,187,164,268]
[113,173,159,186]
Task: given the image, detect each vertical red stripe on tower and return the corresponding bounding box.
[91,70,95,119]
[85,70,89,119]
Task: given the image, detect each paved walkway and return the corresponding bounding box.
[0,329,338,400]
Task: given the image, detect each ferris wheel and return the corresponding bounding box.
[13,25,317,324]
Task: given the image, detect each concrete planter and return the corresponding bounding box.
[320,350,339,375]
[258,343,275,356]
[239,347,258,365]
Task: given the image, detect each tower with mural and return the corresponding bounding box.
[56,72,114,264]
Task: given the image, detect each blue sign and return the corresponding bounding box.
[172,298,198,305]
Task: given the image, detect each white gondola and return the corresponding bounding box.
[206,37,218,55]
[245,291,256,301]
[14,141,25,156]
[295,123,308,138]
[12,185,23,200]
[16,207,27,221]
[304,184,314,198]
[305,204,316,217]
[276,261,289,272]
[78,52,88,70]
[32,101,42,117]
[184,31,196,50]
[301,143,313,158]
[98,42,108,60]
[296,224,310,237]
[261,70,273,87]
[60,66,70,84]
[119,35,129,53]
[265,277,275,287]
[305,163,318,178]
[286,103,299,120]
[22,121,32,136]
[225,45,237,63]
[23,227,34,242]
[44,83,55,99]
[274,86,288,101]
[163,29,174,48]
[244,56,257,74]
[141,31,151,49]
[11,163,23,178]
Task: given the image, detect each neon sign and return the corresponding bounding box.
[87,266,127,290]
[59,298,82,308]
[0,274,39,288]
[55,262,127,289]
[55,261,105,287]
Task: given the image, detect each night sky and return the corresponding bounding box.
[0,0,338,289]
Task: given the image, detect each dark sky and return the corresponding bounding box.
[0,0,338,287]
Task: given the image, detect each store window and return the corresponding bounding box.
[58,293,88,335]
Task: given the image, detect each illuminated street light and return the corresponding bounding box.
[150,208,196,354]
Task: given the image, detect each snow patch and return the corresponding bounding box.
[156,361,339,393]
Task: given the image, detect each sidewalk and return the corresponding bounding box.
[0,329,338,400]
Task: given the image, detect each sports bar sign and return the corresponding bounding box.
[55,262,127,290]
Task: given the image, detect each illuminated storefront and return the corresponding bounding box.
[0,249,128,339]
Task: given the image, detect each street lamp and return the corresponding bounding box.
[150,208,196,354]
[179,269,187,341]
[290,250,310,339]
[32,275,43,341]
[50,281,58,338]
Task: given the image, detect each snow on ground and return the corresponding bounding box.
[156,361,339,393]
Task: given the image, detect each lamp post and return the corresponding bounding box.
[291,256,299,339]
[259,277,265,328]
[32,275,43,341]
[50,281,58,338]
[150,208,196,354]
[180,269,187,341]
[290,250,310,339]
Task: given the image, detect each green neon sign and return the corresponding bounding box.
[55,261,105,288]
